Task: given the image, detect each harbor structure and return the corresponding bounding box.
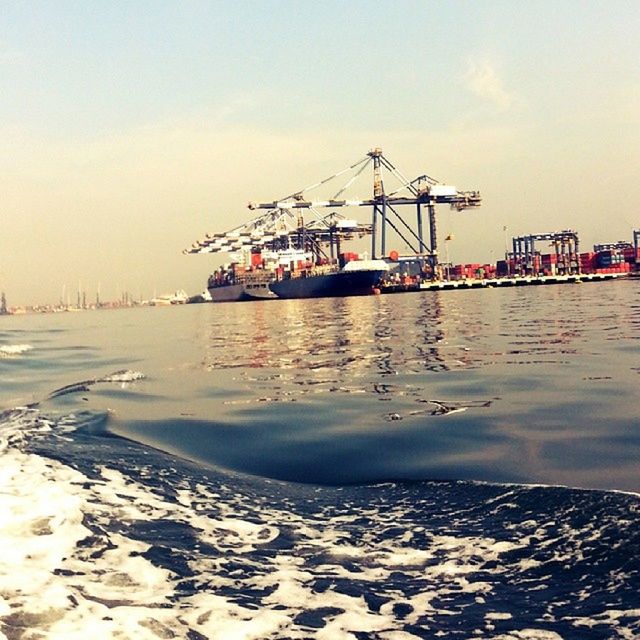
[508,231,580,276]
[185,149,638,302]
[185,148,481,300]
[381,227,638,294]
[245,148,481,266]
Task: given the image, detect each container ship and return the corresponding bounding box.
[268,256,388,299]
[200,228,388,302]
[185,147,481,300]
[185,148,638,300]
[207,264,277,302]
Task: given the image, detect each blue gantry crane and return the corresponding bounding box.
[186,148,481,271]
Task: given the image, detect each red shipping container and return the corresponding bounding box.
[251,253,262,267]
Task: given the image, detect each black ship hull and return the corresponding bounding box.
[269,269,384,299]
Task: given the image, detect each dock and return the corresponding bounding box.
[381,271,628,294]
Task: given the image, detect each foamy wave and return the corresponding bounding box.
[1,409,638,639]
[98,370,145,383]
[0,344,33,358]
[0,409,521,639]
[47,370,147,400]
[0,411,182,638]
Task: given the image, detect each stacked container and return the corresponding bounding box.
[540,253,557,275]
[622,247,640,265]
[594,250,630,273]
[579,252,596,273]
[596,250,624,268]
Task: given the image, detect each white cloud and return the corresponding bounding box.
[464,60,514,110]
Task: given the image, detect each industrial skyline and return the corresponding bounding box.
[1,1,638,306]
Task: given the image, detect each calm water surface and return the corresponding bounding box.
[4,278,637,491]
[1,279,639,639]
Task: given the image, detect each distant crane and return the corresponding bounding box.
[511,230,580,275]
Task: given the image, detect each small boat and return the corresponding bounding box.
[151,290,189,305]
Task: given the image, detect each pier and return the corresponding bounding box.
[381,271,628,295]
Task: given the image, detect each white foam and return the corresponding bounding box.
[569,609,640,640]
[1,408,636,639]
[0,449,90,590]
[488,631,564,640]
[0,344,33,357]
[0,411,174,638]
[486,612,513,621]
[99,370,146,383]
[181,591,292,639]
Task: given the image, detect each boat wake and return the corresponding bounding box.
[45,369,146,400]
[1,384,639,639]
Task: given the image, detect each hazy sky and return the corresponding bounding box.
[1,1,638,306]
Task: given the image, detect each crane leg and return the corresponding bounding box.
[428,204,437,268]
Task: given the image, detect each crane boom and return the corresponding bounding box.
[186,148,481,265]
[248,192,481,211]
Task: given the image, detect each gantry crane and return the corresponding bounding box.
[511,230,580,275]
[246,148,481,264]
[185,148,481,270]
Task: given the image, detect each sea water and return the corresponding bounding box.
[0,279,638,639]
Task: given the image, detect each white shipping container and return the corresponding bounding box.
[430,185,457,197]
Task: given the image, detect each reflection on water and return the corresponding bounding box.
[219,297,477,430]
[180,281,639,489]
[203,293,478,394]
[198,281,639,410]
[4,280,636,490]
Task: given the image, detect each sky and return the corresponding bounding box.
[1,0,639,306]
